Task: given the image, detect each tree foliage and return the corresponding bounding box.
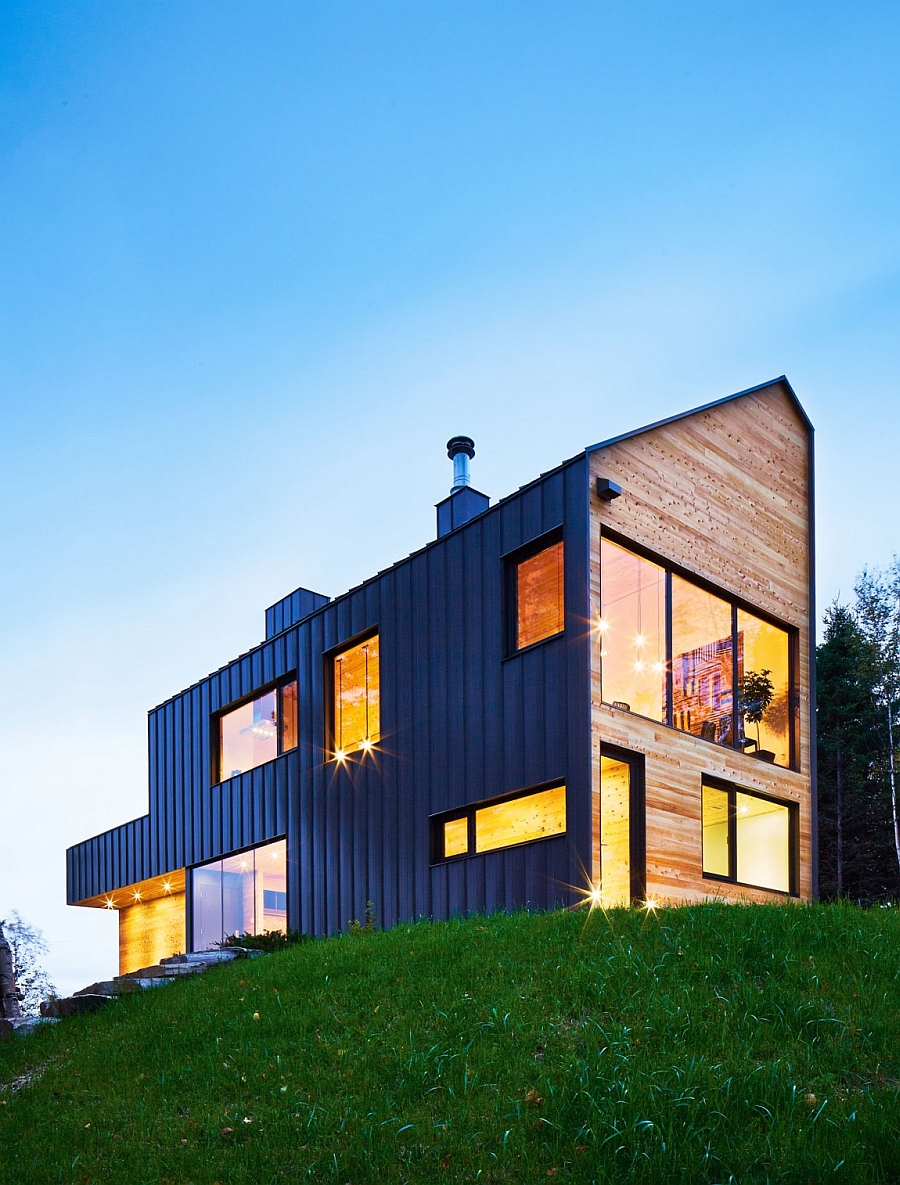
[817,589,900,900]
[0,911,56,1017]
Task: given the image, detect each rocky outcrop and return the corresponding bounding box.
[35,947,263,1026]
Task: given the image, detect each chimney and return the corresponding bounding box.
[436,435,490,538]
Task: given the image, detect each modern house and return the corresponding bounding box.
[67,377,815,975]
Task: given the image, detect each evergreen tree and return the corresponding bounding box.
[817,601,900,899]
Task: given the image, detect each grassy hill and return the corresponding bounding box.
[2,902,899,1184]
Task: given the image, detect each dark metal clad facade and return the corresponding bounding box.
[265,586,331,639]
[66,457,592,934]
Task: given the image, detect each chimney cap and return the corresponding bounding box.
[447,435,475,460]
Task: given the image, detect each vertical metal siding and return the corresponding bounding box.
[68,457,591,930]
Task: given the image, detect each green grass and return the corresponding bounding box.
[2,902,900,1183]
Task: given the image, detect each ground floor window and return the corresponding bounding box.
[702,780,795,894]
[431,782,566,862]
[191,837,287,950]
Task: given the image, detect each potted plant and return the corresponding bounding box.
[738,668,776,761]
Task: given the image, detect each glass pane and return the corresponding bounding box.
[219,689,278,780]
[259,839,287,934]
[191,862,223,951]
[221,850,256,939]
[334,635,380,753]
[280,681,298,753]
[737,611,791,767]
[599,539,666,721]
[475,785,566,853]
[736,792,790,892]
[443,817,468,858]
[702,784,730,877]
[599,756,630,906]
[672,576,733,745]
[517,541,564,649]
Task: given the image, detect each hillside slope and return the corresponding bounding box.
[1,903,899,1183]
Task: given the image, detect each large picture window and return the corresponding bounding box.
[599,537,795,768]
[218,680,297,782]
[191,838,287,950]
[432,783,566,862]
[334,634,380,757]
[513,538,564,651]
[701,781,795,894]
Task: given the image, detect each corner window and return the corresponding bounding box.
[432,783,566,862]
[191,838,287,950]
[599,536,795,768]
[218,680,297,782]
[513,538,564,651]
[701,781,795,894]
[334,634,380,757]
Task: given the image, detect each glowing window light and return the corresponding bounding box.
[633,661,645,672]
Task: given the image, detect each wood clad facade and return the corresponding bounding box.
[67,377,814,973]
[589,380,814,901]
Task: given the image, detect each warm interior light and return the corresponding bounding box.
[634,634,646,648]
[360,737,373,752]
[651,661,664,673]
[633,661,645,673]
[335,749,346,762]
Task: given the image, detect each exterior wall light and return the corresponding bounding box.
[595,477,622,501]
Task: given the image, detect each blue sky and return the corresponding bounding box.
[1,2,898,993]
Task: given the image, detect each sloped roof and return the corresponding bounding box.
[585,375,812,455]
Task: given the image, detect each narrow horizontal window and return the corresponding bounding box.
[702,781,794,894]
[333,634,380,757]
[515,540,564,650]
[432,783,566,863]
[218,680,297,782]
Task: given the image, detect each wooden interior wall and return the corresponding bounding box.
[119,892,186,975]
[589,382,813,901]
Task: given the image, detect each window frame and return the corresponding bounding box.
[326,627,381,761]
[701,776,799,896]
[187,835,288,951]
[430,778,567,865]
[598,743,647,904]
[212,676,299,785]
[599,527,800,770]
[505,527,565,657]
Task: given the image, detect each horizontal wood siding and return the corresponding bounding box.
[588,381,814,901]
[68,458,592,936]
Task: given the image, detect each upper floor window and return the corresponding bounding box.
[218,681,297,782]
[334,634,380,757]
[599,536,794,767]
[513,537,564,651]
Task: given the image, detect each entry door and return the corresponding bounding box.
[595,746,646,905]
